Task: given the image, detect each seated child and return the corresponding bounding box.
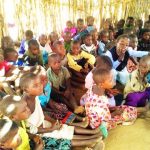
[38,34,50,65]
[67,40,95,73]
[81,33,97,56]
[48,32,59,51]
[81,68,137,130]
[0,119,30,150]
[38,34,52,53]
[138,29,150,51]
[63,31,72,52]
[47,53,84,114]
[18,30,33,56]
[86,16,96,32]
[21,39,43,66]
[19,72,104,149]
[98,30,110,55]
[53,40,68,66]
[124,55,150,108]
[76,18,86,34]
[64,20,77,37]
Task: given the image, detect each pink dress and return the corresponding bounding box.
[64,27,77,37]
[80,87,137,130]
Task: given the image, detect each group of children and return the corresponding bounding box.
[0,15,150,150]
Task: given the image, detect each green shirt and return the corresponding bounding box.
[47,66,71,90]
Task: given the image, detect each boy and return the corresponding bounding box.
[63,31,72,52]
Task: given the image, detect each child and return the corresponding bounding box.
[124,17,135,30]
[67,40,96,72]
[81,68,137,130]
[19,30,33,55]
[63,31,72,52]
[124,55,150,107]
[53,40,67,66]
[22,39,43,66]
[64,20,77,37]
[81,33,96,56]
[47,53,84,114]
[76,18,86,34]
[19,72,104,149]
[38,34,50,65]
[39,34,52,53]
[48,32,59,51]
[86,16,96,31]
[0,119,31,150]
[138,29,150,51]
[98,30,110,55]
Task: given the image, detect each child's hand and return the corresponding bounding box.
[52,120,62,130]
[106,89,120,96]
[35,138,44,150]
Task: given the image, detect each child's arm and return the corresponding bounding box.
[67,53,83,72]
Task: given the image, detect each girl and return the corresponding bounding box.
[81,68,137,130]
[19,72,104,149]
[124,55,150,108]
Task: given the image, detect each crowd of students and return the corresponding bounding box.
[0,15,150,150]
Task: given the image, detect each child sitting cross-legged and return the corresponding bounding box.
[47,53,84,114]
[0,95,44,150]
[19,72,104,149]
[81,67,137,132]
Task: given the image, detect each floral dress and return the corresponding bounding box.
[80,87,137,130]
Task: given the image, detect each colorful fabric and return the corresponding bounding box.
[0,61,11,75]
[42,137,71,150]
[47,66,70,90]
[81,87,137,130]
[81,44,96,56]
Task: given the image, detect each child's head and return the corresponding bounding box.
[86,16,94,26]
[99,30,109,43]
[136,19,143,29]
[116,34,129,54]
[77,18,84,29]
[49,32,59,43]
[129,34,138,49]
[20,73,43,96]
[117,19,125,29]
[71,40,81,55]
[141,29,150,41]
[25,30,33,41]
[30,65,47,87]
[0,95,31,121]
[103,21,110,30]
[0,119,21,149]
[126,17,134,27]
[144,21,150,30]
[3,48,18,62]
[1,36,14,51]
[39,34,47,47]
[82,33,93,46]
[90,29,98,42]
[109,30,115,41]
[95,55,113,70]
[63,31,72,42]
[93,68,115,89]
[53,40,66,57]
[48,53,61,71]
[28,39,40,56]
[139,55,150,78]
[66,20,73,29]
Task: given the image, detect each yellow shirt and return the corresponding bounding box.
[16,127,30,150]
[67,51,96,72]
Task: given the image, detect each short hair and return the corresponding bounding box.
[3,48,17,59]
[139,55,150,67]
[1,36,14,51]
[95,55,113,70]
[141,29,150,36]
[117,34,129,42]
[0,119,18,143]
[82,33,92,41]
[53,40,63,48]
[71,40,81,46]
[77,18,84,23]
[0,95,22,117]
[48,53,60,64]
[93,68,111,85]
[86,16,94,21]
[129,34,138,40]
[25,30,33,38]
[19,72,39,91]
[127,16,134,21]
[28,39,39,49]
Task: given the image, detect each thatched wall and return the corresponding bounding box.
[0,0,149,41]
